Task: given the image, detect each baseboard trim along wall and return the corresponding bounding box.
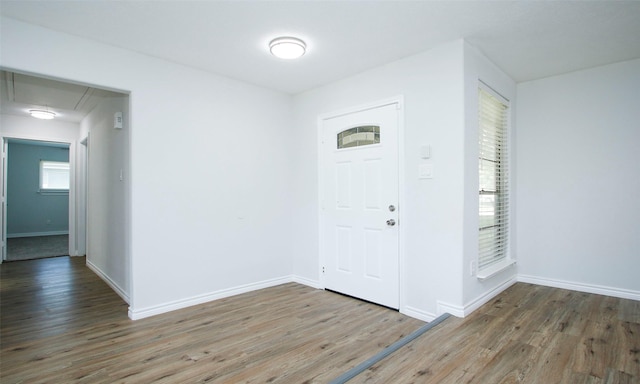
[128,276,294,320]
[402,306,438,322]
[292,275,322,289]
[518,274,640,301]
[86,259,130,304]
[124,272,637,322]
[436,301,465,318]
[7,230,69,238]
[438,276,518,318]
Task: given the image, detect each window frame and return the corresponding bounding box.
[39,160,70,194]
[477,82,513,278]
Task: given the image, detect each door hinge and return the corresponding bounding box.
[322,266,325,274]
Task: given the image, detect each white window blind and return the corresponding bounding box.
[40,160,70,190]
[478,86,509,270]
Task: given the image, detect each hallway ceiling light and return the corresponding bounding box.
[269,37,306,59]
[29,109,56,120]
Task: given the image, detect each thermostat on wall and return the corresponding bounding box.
[114,112,123,129]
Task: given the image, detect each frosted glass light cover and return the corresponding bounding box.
[29,109,56,119]
[269,37,306,59]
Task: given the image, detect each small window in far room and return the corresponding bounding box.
[40,160,70,191]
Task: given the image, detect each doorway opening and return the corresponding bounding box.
[4,138,71,261]
[0,69,131,304]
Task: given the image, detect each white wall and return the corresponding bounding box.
[293,40,482,320]
[516,59,640,298]
[81,94,130,301]
[1,17,294,318]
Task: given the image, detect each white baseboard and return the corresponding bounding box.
[402,305,438,322]
[518,275,640,301]
[86,260,130,304]
[7,231,69,238]
[291,275,322,289]
[464,276,518,315]
[128,271,638,323]
[436,301,465,318]
[129,276,292,320]
[437,276,517,318]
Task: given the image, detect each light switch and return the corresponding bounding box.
[419,163,433,179]
[420,145,431,159]
[114,112,123,129]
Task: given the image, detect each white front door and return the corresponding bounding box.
[321,101,400,309]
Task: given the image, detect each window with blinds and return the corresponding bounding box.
[478,85,509,271]
[40,160,70,191]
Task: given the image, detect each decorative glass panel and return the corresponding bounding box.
[337,125,380,149]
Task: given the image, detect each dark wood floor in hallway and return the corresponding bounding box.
[1,256,638,383]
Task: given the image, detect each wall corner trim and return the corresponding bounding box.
[402,306,438,322]
[291,275,322,289]
[436,301,465,318]
[438,276,517,318]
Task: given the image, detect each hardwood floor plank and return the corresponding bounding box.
[2,257,639,383]
[350,284,640,384]
[569,372,604,384]
[523,332,578,383]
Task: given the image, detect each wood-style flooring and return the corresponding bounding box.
[1,256,638,383]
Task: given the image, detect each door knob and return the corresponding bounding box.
[386,219,396,226]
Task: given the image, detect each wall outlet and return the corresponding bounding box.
[470,260,477,276]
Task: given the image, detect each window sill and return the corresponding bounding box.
[477,259,516,281]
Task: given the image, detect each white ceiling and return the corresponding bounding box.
[1,1,639,95]
[0,70,123,123]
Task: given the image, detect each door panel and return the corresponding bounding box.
[322,102,399,309]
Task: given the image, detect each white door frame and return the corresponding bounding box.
[317,95,406,310]
[1,140,7,263]
[1,135,79,261]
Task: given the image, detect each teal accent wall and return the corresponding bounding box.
[7,142,70,237]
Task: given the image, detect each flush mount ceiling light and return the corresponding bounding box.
[269,37,306,59]
[29,109,56,120]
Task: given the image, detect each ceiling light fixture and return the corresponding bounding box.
[269,37,306,60]
[29,109,57,120]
